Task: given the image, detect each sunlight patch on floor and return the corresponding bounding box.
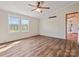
[0,41,21,53]
[0,45,7,48]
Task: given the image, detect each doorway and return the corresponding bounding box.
[66,12,79,43]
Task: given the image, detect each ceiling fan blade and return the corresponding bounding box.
[48,16,56,18]
[28,4,36,7]
[40,7,50,9]
[32,8,37,11]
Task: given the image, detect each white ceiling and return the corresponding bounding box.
[0,1,78,18]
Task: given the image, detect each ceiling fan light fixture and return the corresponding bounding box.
[35,8,42,12]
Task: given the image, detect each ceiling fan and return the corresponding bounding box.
[28,1,50,13]
[48,16,56,19]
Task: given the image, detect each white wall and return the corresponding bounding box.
[40,3,79,39]
[0,9,39,43]
[0,2,79,44]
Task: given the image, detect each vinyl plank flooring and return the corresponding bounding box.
[0,35,78,57]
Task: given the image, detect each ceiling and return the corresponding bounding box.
[0,1,78,18]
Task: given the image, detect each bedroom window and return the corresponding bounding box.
[21,19,29,32]
[9,15,20,33]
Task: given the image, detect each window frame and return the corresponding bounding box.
[21,17,29,32]
[8,14,20,33]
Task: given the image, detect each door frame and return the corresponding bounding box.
[65,12,78,40]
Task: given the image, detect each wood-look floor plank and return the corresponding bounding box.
[0,35,78,57]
